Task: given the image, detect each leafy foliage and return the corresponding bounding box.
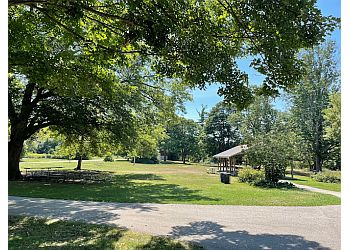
[311,171,341,183]
[9,0,339,106]
[323,92,341,170]
[237,167,264,185]
[290,41,340,171]
[246,111,299,183]
[204,102,240,156]
[229,95,277,142]
[162,117,201,163]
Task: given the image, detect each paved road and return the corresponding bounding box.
[8,196,340,250]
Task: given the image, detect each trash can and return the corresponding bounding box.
[220,172,230,184]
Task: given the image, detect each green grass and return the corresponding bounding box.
[9,216,202,250]
[285,174,341,192]
[9,159,341,206]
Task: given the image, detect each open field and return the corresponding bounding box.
[8,158,340,206]
[9,216,201,250]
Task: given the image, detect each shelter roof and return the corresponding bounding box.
[213,145,248,159]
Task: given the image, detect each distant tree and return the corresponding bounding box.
[195,105,208,162]
[197,105,208,128]
[164,118,200,164]
[230,95,277,143]
[55,128,115,170]
[204,102,240,156]
[323,92,341,170]
[290,41,340,172]
[128,125,166,162]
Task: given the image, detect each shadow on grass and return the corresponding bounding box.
[169,221,332,250]
[9,216,201,250]
[9,173,218,204]
[252,181,297,190]
[9,216,125,249]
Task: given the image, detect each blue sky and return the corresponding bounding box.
[182,0,341,121]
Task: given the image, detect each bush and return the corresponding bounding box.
[133,157,159,164]
[311,171,341,183]
[238,167,264,184]
[104,154,114,162]
[264,163,286,183]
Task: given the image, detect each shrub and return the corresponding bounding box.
[311,171,341,183]
[104,154,114,162]
[134,157,159,164]
[238,167,264,184]
[264,163,286,183]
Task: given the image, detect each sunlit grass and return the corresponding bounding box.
[9,158,341,206]
[285,174,341,192]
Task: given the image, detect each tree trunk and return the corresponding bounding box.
[76,155,82,170]
[182,154,186,164]
[8,139,24,180]
[315,154,322,172]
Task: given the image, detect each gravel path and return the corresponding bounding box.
[8,196,340,250]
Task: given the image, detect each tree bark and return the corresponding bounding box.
[315,154,322,172]
[8,139,24,180]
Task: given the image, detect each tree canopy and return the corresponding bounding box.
[9,0,339,105]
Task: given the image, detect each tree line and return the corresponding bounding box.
[162,42,340,172]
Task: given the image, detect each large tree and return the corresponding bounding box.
[290,41,340,172]
[8,0,338,179]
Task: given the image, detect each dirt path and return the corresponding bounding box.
[8,196,340,250]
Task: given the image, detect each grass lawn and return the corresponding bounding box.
[285,174,341,192]
[9,216,202,250]
[8,159,341,206]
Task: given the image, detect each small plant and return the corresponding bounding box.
[311,171,341,183]
[238,167,264,184]
[104,153,114,162]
